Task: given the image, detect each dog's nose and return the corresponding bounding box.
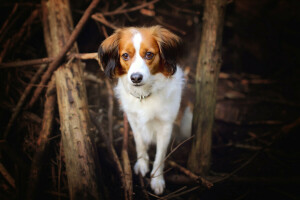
[130,73,143,83]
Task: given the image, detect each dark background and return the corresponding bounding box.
[0,0,299,199]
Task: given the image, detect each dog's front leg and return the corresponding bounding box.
[128,115,150,177]
[150,123,172,195]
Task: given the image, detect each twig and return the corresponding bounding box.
[100,0,159,16]
[122,114,133,200]
[84,72,103,84]
[139,174,150,200]
[213,151,260,183]
[0,162,15,188]
[72,52,98,60]
[0,8,40,62]
[281,117,300,134]
[159,186,187,200]
[0,53,98,69]
[105,79,114,144]
[154,17,186,35]
[161,186,201,200]
[151,135,194,179]
[0,140,29,172]
[91,14,118,30]
[90,110,127,196]
[101,25,109,38]
[27,0,100,108]
[166,2,201,15]
[3,64,46,139]
[26,75,56,200]
[0,57,54,68]
[58,140,62,200]
[0,3,19,38]
[168,160,213,189]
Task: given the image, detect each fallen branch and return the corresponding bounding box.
[168,160,213,189]
[27,0,100,108]
[3,64,46,139]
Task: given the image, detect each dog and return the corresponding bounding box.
[98,26,190,195]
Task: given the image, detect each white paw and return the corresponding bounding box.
[150,175,165,195]
[134,158,149,176]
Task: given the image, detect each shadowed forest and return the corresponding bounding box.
[0,0,299,200]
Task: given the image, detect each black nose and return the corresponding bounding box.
[130,73,143,83]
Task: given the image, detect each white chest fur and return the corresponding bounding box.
[115,67,184,142]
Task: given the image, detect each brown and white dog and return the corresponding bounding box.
[98,26,191,195]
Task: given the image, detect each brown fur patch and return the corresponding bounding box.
[100,26,180,78]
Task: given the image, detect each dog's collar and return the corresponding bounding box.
[129,92,151,102]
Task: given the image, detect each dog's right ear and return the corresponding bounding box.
[98,30,121,78]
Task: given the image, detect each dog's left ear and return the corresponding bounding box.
[98,30,121,78]
[153,26,181,76]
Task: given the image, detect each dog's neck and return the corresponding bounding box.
[129,92,151,101]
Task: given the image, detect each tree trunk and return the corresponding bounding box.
[187,0,226,175]
[42,0,101,199]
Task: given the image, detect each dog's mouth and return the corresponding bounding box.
[132,83,144,87]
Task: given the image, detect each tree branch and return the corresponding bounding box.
[27,0,100,108]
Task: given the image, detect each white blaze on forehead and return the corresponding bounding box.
[127,30,150,84]
[132,31,142,52]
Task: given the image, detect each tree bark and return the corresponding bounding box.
[41,0,101,199]
[187,0,226,175]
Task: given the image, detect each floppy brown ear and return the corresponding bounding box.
[152,26,181,76]
[98,30,121,78]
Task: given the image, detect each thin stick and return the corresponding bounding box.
[0,8,39,62]
[26,75,56,200]
[58,140,62,200]
[162,186,201,200]
[122,114,133,200]
[160,186,187,200]
[3,64,46,139]
[101,25,109,39]
[27,0,100,108]
[213,151,260,183]
[154,17,186,35]
[0,162,15,188]
[166,2,201,15]
[0,53,98,69]
[151,135,194,178]
[139,174,150,200]
[90,110,127,194]
[100,0,159,16]
[0,3,18,37]
[105,79,114,144]
[0,57,54,68]
[168,160,213,189]
[91,14,118,30]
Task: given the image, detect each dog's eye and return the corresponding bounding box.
[145,52,154,60]
[122,53,129,61]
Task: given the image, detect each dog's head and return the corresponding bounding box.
[98,26,181,86]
